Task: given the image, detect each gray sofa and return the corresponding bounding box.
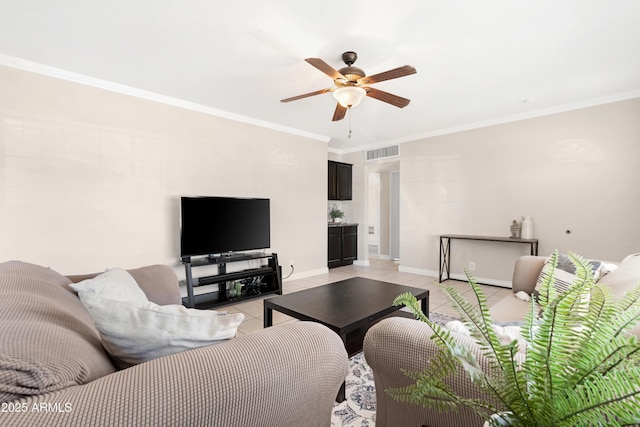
[1,261,348,426]
[364,253,640,427]
[491,253,640,336]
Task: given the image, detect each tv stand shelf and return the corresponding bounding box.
[181,252,282,309]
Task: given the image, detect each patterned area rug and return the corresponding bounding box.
[331,312,457,427]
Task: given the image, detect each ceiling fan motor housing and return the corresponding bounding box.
[337,66,365,83]
[338,51,365,83]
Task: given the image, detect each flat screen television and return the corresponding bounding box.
[180,196,270,259]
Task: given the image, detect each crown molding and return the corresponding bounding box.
[3,54,637,154]
[334,90,640,155]
[0,54,331,144]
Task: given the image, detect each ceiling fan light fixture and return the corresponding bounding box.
[333,86,367,108]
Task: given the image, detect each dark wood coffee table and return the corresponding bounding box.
[263,276,429,401]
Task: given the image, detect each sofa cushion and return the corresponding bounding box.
[127,264,182,305]
[0,261,116,403]
[597,253,640,299]
[71,269,245,368]
[489,295,531,323]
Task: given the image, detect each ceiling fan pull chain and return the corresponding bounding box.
[348,107,353,138]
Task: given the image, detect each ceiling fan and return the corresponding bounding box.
[281,51,417,122]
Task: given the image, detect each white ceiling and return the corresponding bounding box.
[1,0,639,152]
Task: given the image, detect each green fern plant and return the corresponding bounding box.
[390,251,640,426]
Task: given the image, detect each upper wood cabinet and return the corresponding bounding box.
[328,161,352,200]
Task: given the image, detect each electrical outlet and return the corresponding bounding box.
[289,260,294,267]
[468,262,476,271]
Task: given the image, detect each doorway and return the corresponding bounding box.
[367,167,400,260]
[367,173,381,257]
[390,170,400,260]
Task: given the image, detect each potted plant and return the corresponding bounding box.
[391,251,640,426]
[329,205,345,223]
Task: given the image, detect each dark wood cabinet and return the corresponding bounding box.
[328,227,342,266]
[328,225,358,268]
[342,226,358,262]
[328,161,338,200]
[328,161,352,200]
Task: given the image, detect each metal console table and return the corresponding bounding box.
[439,234,539,283]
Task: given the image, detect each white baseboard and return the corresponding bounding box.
[353,259,370,267]
[397,266,512,288]
[398,265,439,278]
[448,273,512,288]
[283,267,328,282]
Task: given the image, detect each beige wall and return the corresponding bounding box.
[17,60,633,285]
[397,98,640,284]
[0,65,328,278]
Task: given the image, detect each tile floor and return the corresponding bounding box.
[223,258,514,336]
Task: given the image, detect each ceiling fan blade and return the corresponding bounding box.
[358,65,417,85]
[365,87,411,108]
[305,58,347,81]
[332,103,347,121]
[280,88,332,103]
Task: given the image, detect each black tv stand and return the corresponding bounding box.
[205,253,234,261]
[181,252,282,309]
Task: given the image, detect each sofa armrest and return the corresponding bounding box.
[364,317,504,427]
[511,255,547,294]
[5,322,348,427]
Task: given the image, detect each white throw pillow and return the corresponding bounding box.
[446,320,526,353]
[74,267,149,303]
[70,269,244,368]
[535,253,603,295]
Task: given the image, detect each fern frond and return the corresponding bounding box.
[611,283,640,337]
[536,250,560,309]
[435,278,540,420]
[386,380,497,418]
[389,251,640,425]
[393,292,485,383]
[557,367,640,426]
[523,252,596,399]
[442,278,512,370]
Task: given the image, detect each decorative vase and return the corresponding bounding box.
[510,220,521,238]
[521,216,533,239]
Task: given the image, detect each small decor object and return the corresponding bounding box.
[228,283,237,298]
[509,220,520,238]
[391,251,640,426]
[329,204,345,223]
[520,216,533,239]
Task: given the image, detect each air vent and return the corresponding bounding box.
[366,145,398,161]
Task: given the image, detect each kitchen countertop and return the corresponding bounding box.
[328,222,358,227]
